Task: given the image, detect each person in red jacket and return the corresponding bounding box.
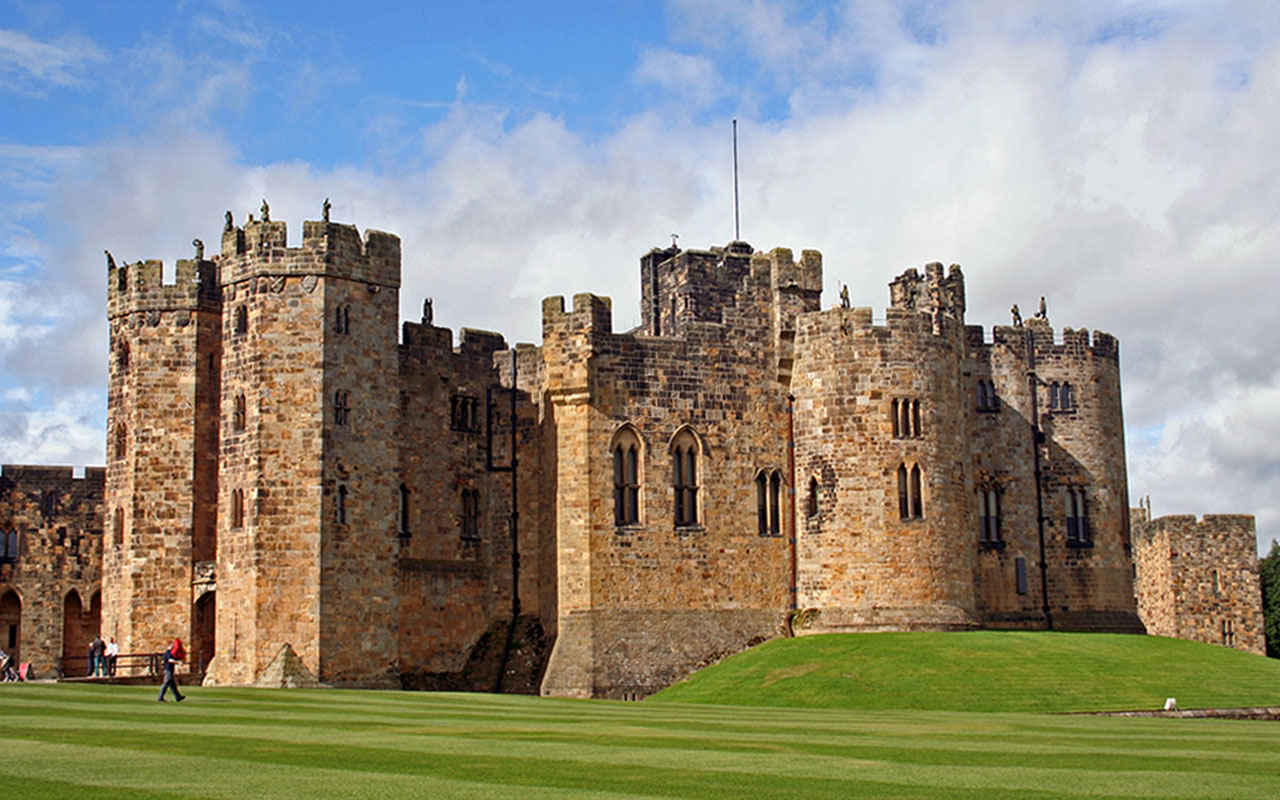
[157,638,186,702]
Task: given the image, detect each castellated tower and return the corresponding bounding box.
[790,263,1142,634]
[210,216,401,686]
[538,243,821,699]
[792,263,977,629]
[104,251,221,664]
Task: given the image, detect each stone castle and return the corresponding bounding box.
[0,207,1267,693]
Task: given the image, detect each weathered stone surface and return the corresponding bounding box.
[254,642,321,688]
[4,213,1268,697]
[1133,512,1265,655]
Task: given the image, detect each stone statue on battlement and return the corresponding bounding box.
[840,284,850,309]
[192,239,204,260]
[261,199,270,222]
[323,197,331,223]
[1036,296,1047,320]
[423,297,433,325]
[224,210,234,233]
[1011,304,1022,327]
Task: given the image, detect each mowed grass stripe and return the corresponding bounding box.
[5,685,1280,799]
[651,631,1280,712]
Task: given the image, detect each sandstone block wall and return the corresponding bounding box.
[0,466,104,676]
[1133,513,1264,654]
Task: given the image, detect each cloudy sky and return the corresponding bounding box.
[1,0,1276,552]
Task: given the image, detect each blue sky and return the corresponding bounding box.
[1,0,1278,551]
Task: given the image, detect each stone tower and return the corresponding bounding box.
[209,216,402,686]
[103,250,221,659]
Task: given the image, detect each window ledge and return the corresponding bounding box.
[674,524,705,534]
[614,524,645,534]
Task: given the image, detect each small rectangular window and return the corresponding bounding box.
[1016,557,1028,595]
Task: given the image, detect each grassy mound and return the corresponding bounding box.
[649,631,1280,712]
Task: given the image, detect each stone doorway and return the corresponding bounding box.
[0,590,20,664]
[193,591,215,677]
[62,590,99,676]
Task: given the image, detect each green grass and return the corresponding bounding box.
[2,682,1280,799]
[650,631,1280,712]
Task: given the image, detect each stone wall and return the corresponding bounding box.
[1133,513,1264,655]
[0,465,104,676]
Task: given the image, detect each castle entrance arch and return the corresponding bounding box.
[0,590,20,664]
[193,591,215,677]
[62,590,92,675]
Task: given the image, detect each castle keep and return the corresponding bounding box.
[0,208,1266,689]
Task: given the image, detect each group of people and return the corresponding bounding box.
[0,649,21,681]
[86,634,188,702]
[86,635,119,677]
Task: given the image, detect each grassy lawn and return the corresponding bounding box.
[2,681,1279,799]
[651,631,1280,712]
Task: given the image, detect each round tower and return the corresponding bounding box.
[791,263,980,632]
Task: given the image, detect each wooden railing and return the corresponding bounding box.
[58,653,164,679]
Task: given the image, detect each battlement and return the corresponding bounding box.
[542,293,613,338]
[107,255,219,319]
[0,464,105,494]
[888,262,966,325]
[216,212,401,289]
[1135,513,1257,542]
[985,323,1120,362]
[796,300,968,348]
[639,241,820,337]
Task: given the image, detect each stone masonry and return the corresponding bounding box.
[1132,510,1265,655]
[1,209,1269,693]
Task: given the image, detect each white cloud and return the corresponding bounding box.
[0,28,105,93]
[1,1,1278,553]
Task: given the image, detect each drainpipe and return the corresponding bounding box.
[786,394,798,636]
[493,349,521,692]
[1026,329,1053,630]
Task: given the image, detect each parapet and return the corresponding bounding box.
[542,293,613,340]
[216,214,401,289]
[0,465,105,494]
[987,324,1120,363]
[888,262,966,325]
[107,255,219,319]
[753,247,822,294]
[459,328,508,357]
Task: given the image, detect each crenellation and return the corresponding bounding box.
[7,214,1263,696]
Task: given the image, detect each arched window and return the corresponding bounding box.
[756,473,768,534]
[233,394,246,432]
[1060,382,1074,409]
[671,429,700,527]
[334,390,350,426]
[113,424,127,460]
[113,508,124,547]
[335,304,351,334]
[1211,569,1221,594]
[611,427,642,526]
[757,470,783,534]
[807,476,820,518]
[234,305,248,335]
[898,463,923,520]
[977,485,1001,543]
[769,471,782,535]
[1049,382,1060,410]
[893,398,922,437]
[117,340,130,371]
[399,484,410,538]
[910,465,923,519]
[1065,487,1088,545]
[461,489,480,540]
[231,489,244,528]
[0,530,18,562]
[336,484,348,525]
[975,380,999,411]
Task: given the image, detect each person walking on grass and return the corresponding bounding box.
[157,638,186,702]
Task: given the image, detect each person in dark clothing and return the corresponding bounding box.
[89,635,106,677]
[157,638,186,702]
